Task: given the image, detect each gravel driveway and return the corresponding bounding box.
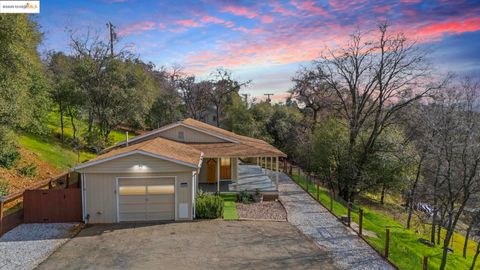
[0,223,78,270]
[276,172,394,270]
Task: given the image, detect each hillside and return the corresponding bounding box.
[1,112,133,195]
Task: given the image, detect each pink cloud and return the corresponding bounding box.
[373,5,392,13]
[200,15,235,28]
[261,15,274,23]
[291,0,330,16]
[118,20,159,36]
[220,5,257,19]
[270,2,297,16]
[176,19,202,27]
[413,17,480,40]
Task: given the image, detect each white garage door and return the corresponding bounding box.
[118,177,175,222]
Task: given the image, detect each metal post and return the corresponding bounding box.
[385,228,390,258]
[217,158,220,194]
[423,256,428,270]
[275,156,279,190]
[316,181,320,201]
[359,209,364,236]
[347,202,352,227]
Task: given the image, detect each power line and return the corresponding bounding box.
[264,93,274,103]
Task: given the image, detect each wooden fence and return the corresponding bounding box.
[0,172,81,236]
[24,188,82,223]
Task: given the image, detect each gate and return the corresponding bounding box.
[23,189,82,223]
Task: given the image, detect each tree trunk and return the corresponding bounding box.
[380,183,386,205]
[407,156,423,229]
[431,206,437,244]
[437,208,445,245]
[68,108,77,140]
[59,104,64,143]
[471,242,480,270]
[463,223,472,258]
[215,105,220,127]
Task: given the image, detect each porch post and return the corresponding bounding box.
[271,156,274,171]
[217,158,220,193]
[256,157,259,166]
[275,156,279,190]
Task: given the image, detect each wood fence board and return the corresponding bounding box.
[23,189,82,223]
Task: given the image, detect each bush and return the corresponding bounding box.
[0,127,20,169]
[195,193,224,219]
[18,163,37,177]
[236,190,252,203]
[0,178,9,196]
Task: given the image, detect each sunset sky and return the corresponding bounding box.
[38,0,480,100]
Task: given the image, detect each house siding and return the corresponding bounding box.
[158,125,228,143]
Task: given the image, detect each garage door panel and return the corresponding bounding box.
[118,177,176,222]
[146,195,175,203]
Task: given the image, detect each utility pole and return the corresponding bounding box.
[264,93,274,103]
[106,21,116,58]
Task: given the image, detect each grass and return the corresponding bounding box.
[17,112,134,171]
[290,172,479,270]
[220,193,239,220]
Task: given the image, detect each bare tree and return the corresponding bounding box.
[177,76,212,120]
[209,68,250,127]
[423,77,480,270]
[310,22,440,201]
[290,66,333,130]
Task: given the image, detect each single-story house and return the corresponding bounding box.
[75,118,286,223]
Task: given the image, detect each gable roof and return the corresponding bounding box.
[76,137,203,170]
[105,118,286,158]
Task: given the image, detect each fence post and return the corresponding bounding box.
[347,202,352,227]
[359,209,363,236]
[423,256,428,270]
[48,180,53,189]
[316,180,320,201]
[385,228,390,258]
[0,199,3,236]
[65,173,70,188]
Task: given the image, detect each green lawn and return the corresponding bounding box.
[220,194,238,220]
[17,112,134,171]
[290,172,479,270]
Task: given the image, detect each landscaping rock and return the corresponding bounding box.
[236,201,287,221]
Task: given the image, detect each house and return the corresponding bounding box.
[75,118,286,223]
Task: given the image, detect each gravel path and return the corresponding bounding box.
[277,172,394,270]
[236,201,287,221]
[0,223,79,270]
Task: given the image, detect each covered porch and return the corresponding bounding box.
[198,157,281,193]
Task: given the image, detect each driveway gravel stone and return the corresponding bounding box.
[0,223,78,270]
[276,172,394,270]
[236,201,287,221]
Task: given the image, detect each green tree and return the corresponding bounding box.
[0,14,50,167]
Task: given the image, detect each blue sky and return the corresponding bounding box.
[36,0,480,100]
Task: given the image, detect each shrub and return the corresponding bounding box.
[0,178,9,196]
[236,190,252,203]
[0,127,20,169]
[18,163,37,177]
[195,193,224,219]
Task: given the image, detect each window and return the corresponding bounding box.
[178,131,184,139]
[119,186,146,195]
[147,185,175,195]
[221,158,231,167]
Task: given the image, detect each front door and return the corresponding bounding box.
[220,158,231,179]
[207,159,217,183]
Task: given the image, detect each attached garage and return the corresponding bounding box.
[117,177,176,222]
[75,138,203,223]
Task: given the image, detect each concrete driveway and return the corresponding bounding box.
[38,220,338,270]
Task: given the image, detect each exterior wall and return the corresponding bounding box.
[198,157,238,183]
[80,154,195,223]
[157,125,227,143]
[84,172,194,223]
[77,154,193,174]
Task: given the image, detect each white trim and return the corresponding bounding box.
[115,176,178,222]
[81,173,87,223]
[198,153,204,168]
[115,122,239,146]
[192,172,197,219]
[75,150,200,170]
